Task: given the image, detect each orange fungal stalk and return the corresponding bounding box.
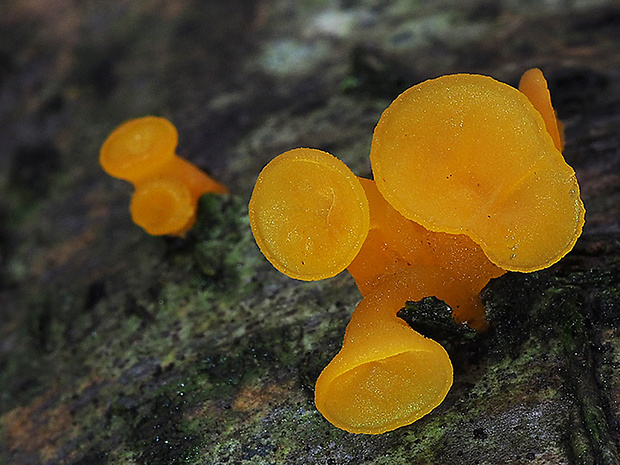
[348,178,505,330]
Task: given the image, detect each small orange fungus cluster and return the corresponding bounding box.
[100,116,228,236]
[249,69,585,434]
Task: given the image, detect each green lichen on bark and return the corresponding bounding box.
[482,240,620,465]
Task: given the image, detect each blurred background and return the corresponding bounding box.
[0,1,619,464]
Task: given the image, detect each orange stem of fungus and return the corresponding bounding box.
[347,178,505,331]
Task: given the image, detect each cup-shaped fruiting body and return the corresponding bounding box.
[347,178,505,330]
[249,148,370,281]
[370,73,585,272]
[315,268,454,434]
[100,116,228,235]
[130,178,195,236]
[519,68,564,151]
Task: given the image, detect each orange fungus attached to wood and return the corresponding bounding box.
[315,269,453,434]
[370,73,585,272]
[347,178,505,330]
[100,116,228,236]
[249,148,370,281]
[130,178,195,236]
[247,69,586,435]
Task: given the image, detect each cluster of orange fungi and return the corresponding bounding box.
[100,116,228,236]
[249,69,585,434]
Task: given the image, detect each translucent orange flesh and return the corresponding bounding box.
[518,68,564,151]
[370,73,585,272]
[100,116,178,183]
[315,268,453,434]
[100,116,228,236]
[130,179,195,236]
[347,178,505,329]
[248,148,370,281]
[249,71,584,435]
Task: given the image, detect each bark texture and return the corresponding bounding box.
[1,1,619,464]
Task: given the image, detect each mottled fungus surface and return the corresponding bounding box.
[100,116,228,236]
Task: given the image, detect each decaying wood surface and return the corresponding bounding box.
[1,1,619,464]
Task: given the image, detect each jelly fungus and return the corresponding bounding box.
[370,73,585,272]
[249,148,370,281]
[100,116,228,235]
[249,69,585,435]
[315,268,453,434]
[519,67,564,151]
[347,178,505,330]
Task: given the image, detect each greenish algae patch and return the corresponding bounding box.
[0,188,366,464]
[479,250,620,465]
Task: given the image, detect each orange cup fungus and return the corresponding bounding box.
[249,148,370,281]
[100,116,228,236]
[249,69,585,434]
[316,269,454,434]
[370,73,585,272]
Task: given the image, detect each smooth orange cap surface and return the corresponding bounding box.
[249,148,370,281]
[100,116,178,182]
[130,178,195,236]
[370,74,585,272]
[315,269,454,434]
